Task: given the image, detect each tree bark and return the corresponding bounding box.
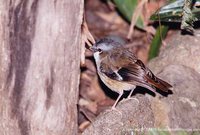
[0,0,83,135]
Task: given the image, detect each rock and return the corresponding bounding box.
[148,65,200,129]
[148,33,200,130]
[149,33,200,74]
[82,97,154,135]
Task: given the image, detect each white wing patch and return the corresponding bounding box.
[114,70,123,81]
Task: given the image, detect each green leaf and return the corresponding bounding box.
[150,0,200,22]
[146,129,171,135]
[148,25,169,60]
[113,0,144,29]
[191,131,200,135]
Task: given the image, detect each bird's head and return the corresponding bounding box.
[90,37,125,54]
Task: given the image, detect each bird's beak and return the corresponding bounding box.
[89,46,98,52]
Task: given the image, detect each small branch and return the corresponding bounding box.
[81,16,95,65]
[127,0,148,39]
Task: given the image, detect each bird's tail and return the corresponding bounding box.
[148,76,172,92]
[145,69,172,92]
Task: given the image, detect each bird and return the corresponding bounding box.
[90,37,172,109]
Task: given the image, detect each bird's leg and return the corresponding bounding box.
[127,88,139,104]
[127,88,135,99]
[111,91,124,110]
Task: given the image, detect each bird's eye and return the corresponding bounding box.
[98,48,102,53]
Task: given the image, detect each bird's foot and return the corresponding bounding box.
[127,94,132,99]
[106,105,122,116]
[123,97,139,105]
[110,106,122,116]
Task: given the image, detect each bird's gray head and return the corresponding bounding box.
[90,37,125,53]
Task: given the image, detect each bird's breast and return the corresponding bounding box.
[97,71,135,93]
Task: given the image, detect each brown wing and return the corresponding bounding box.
[99,62,123,81]
[107,48,172,92]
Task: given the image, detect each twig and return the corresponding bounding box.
[127,0,148,39]
[81,16,95,65]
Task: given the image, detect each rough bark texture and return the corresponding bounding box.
[0,0,83,135]
[83,32,200,134]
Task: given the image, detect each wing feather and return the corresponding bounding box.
[104,48,172,92]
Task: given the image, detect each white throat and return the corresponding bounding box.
[93,51,101,69]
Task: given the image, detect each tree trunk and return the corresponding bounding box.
[0,0,83,135]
